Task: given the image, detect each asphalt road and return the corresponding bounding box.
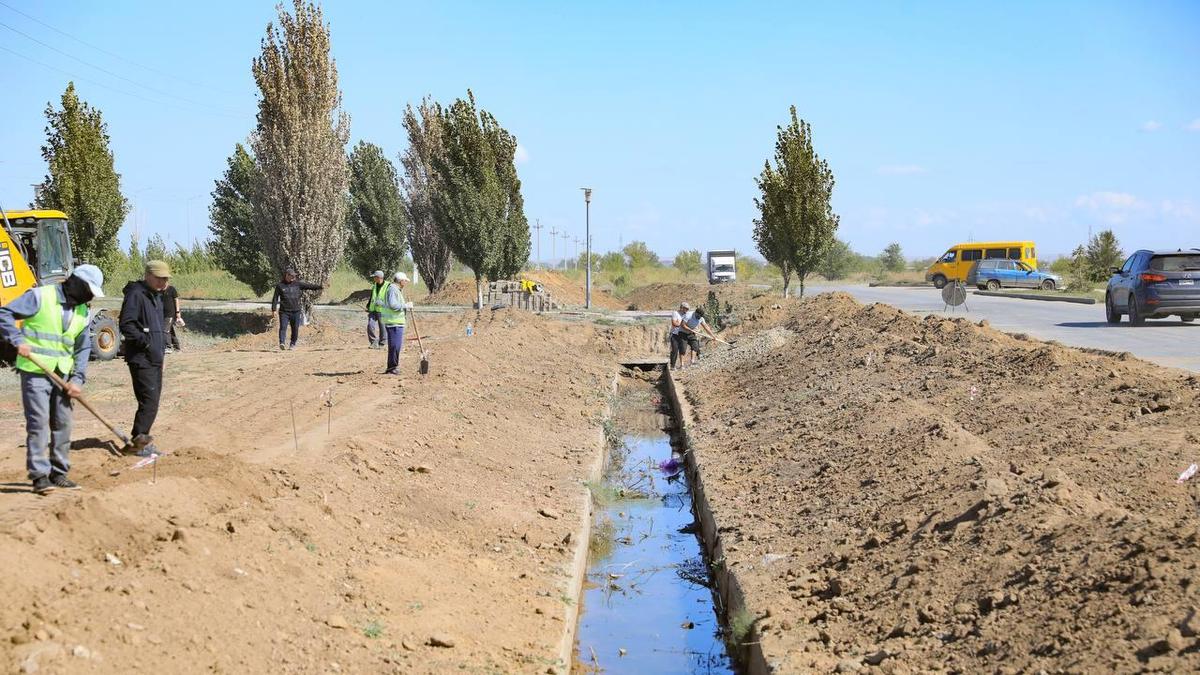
[816,284,1200,373]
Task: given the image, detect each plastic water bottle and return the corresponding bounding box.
[466,322,474,337]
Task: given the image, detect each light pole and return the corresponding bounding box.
[580,187,592,309]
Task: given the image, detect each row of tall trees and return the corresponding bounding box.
[204,1,528,309]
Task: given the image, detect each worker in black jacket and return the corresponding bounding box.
[120,260,170,456]
[271,268,328,350]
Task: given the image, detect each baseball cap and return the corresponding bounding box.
[394,272,410,282]
[70,264,105,299]
[372,270,385,278]
[145,260,172,278]
[680,301,691,310]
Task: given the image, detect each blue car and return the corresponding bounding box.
[1105,249,1200,325]
[967,259,1062,291]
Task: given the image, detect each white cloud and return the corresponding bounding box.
[877,164,926,176]
[1141,120,1163,132]
[1074,191,1140,209]
[514,144,530,164]
[1186,119,1200,132]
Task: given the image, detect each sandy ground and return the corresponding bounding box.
[679,292,1200,672]
[421,272,624,311]
[0,309,664,674]
[623,282,773,312]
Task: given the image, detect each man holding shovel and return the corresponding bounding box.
[380,272,412,375]
[0,264,105,494]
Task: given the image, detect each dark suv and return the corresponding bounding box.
[1105,249,1200,325]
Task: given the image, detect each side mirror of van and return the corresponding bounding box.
[1109,267,1121,275]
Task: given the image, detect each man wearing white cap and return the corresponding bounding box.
[668,301,692,370]
[0,264,105,494]
[365,270,388,349]
[379,272,412,375]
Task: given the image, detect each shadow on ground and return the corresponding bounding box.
[1057,321,1198,329]
[184,311,273,338]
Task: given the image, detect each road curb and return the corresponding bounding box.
[974,290,1096,305]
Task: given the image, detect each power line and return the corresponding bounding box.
[0,43,179,109]
[0,0,239,97]
[0,20,240,117]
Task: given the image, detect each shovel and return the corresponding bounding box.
[24,352,145,453]
[406,307,430,375]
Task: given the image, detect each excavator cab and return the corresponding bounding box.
[1,208,121,362]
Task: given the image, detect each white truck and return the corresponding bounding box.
[706,250,737,284]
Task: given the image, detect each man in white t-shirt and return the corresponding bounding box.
[669,301,692,369]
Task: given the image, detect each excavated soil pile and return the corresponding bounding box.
[0,308,636,674]
[679,292,1200,673]
[623,282,769,311]
[419,271,622,310]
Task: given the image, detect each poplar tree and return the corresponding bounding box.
[209,143,275,295]
[250,0,349,313]
[346,140,407,278]
[429,91,528,308]
[753,106,839,297]
[35,82,129,274]
[399,98,453,294]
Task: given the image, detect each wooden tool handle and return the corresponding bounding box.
[25,353,129,444]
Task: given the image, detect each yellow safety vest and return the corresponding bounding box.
[369,283,388,312]
[378,284,406,326]
[15,285,88,376]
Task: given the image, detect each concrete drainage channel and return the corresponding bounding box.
[568,363,765,673]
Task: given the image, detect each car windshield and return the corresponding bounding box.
[1149,254,1200,272]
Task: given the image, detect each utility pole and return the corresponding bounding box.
[573,236,580,270]
[532,219,543,269]
[549,227,558,268]
[560,231,570,270]
[580,188,592,309]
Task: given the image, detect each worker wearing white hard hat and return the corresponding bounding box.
[380,272,412,375]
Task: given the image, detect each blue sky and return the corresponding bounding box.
[1,0,1197,263]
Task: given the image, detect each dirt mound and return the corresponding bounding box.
[679,292,1200,672]
[623,282,770,311]
[420,271,623,309]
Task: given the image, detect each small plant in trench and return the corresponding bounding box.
[362,621,384,639]
[728,608,756,645]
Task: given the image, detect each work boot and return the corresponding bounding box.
[136,443,161,458]
[288,344,297,351]
[279,344,286,351]
[31,476,54,495]
[50,474,81,490]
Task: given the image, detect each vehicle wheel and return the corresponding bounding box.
[1104,293,1121,324]
[986,279,1000,291]
[932,275,947,289]
[90,315,120,361]
[1041,279,1056,291]
[1128,295,1145,326]
[977,285,987,291]
[1183,314,1195,323]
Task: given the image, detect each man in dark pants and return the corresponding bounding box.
[120,260,170,457]
[365,270,387,348]
[161,281,184,352]
[271,268,326,350]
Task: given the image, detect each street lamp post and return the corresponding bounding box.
[580,188,592,309]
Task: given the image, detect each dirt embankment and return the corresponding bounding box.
[419,271,623,310]
[622,282,772,311]
[679,292,1200,672]
[0,309,646,674]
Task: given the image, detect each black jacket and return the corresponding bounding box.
[120,281,166,366]
[271,280,322,313]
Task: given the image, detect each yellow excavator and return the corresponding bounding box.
[1,206,122,362]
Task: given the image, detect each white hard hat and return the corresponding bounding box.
[372,270,385,278]
[394,272,410,282]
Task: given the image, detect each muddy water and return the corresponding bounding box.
[575,376,734,673]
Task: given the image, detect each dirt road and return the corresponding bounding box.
[0,310,661,674]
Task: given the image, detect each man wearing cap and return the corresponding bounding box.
[380,272,412,375]
[270,268,326,350]
[668,301,692,370]
[0,264,105,494]
[365,270,388,349]
[120,260,171,456]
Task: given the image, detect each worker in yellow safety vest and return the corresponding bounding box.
[380,272,411,375]
[0,265,106,495]
[365,270,388,349]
